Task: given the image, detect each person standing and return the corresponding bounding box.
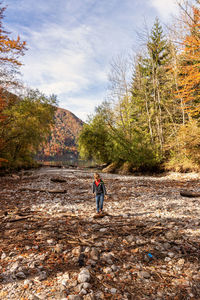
[92,172,107,214]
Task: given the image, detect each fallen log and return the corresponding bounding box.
[180,190,200,198]
[18,187,67,193]
[50,177,66,183]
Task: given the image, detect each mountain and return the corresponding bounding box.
[37,107,84,162]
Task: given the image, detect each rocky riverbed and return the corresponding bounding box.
[0,167,200,300]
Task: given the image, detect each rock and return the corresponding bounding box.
[38,271,47,281]
[103,267,112,274]
[111,264,118,272]
[110,288,117,294]
[90,247,99,260]
[99,228,107,232]
[72,246,81,256]
[10,261,20,272]
[54,243,63,253]
[86,259,96,267]
[68,296,82,300]
[1,252,6,260]
[80,289,87,295]
[126,235,134,243]
[47,239,54,245]
[78,269,90,283]
[139,271,151,279]
[101,252,114,264]
[168,252,175,258]
[177,258,185,265]
[84,247,90,253]
[62,279,68,286]
[95,291,104,299]
[82,282,91,289]
[83,294,95,300]
[16,272,26,279]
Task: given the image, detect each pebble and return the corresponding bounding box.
[90,247,99,260]
[139,271,151,279]
[110,288,117,294]
[78,269,91,283]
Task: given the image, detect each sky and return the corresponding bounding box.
[4,0,180,121]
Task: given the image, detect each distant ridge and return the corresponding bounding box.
[37,107,84,162]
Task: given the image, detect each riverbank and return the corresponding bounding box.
[0,168,200,299]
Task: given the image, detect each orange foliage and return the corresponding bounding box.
[177,7,200,116]
[0,4,26,163]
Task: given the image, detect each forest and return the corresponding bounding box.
[78,0,200,173]
[0,0,199,173]
[0,4,57,170]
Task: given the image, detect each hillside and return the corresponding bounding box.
[37,107,84,162]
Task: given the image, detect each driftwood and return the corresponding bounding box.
[7,216,32,222]
[18,187,67,193]
[180,190,200,198]
[50,177,66,183]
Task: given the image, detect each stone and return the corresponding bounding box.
[95,291,104,299]
[110,288,117,294]
[90,247,99,260]
[139,271,151,279]
[83,282,91,289]
[1,252,6,260]
[62,279,68,286]
[72,246,81,256]
[47,239,54,245]
[83,294,95,300]
[78,269,90,283]
[177,258,185,265]
[99,228,107,232]
[10,261,20,272]
[38,271,47,281]
[168,252,175,258]
[54,243,63,253]
[80,289,87,295]
[103,267,112,274]
[68,296,82,300]
[111,264,118,272]
[16,272,26,279]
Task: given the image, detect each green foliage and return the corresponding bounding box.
[0,90,57,169]
[165,120,200,172]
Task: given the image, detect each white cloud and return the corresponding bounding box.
[149,0,179,20]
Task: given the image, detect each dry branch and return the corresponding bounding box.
[180,190,200,198]
[50,177,67,183]
[18,187,67,193]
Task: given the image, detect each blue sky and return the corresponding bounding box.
[4,0,180,121]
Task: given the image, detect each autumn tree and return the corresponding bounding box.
[0,90,57,168]
[177,6,200,117]
[0,3,26,166]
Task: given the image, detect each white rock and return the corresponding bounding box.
[61,279,68,286]
[80,288,87,295]
[99,228,107,232]
[78,269,90,283]
[110,288,117,294]
[103,267,112,274]
[1,252,6,260]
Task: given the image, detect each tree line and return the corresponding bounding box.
[78,1,200,173]
[0,4,57,170]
